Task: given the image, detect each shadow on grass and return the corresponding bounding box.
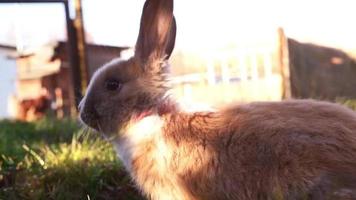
[0,118,145,200]
[1,160,143,200]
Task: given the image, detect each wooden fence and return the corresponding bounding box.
[170,29,289,109]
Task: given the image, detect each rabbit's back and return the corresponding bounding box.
[166,100,356,199]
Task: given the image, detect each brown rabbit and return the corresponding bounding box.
[79,0,356,199]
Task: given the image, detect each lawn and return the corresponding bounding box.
[0,118,144,200]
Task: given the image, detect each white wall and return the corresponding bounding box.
[0,54,16,119]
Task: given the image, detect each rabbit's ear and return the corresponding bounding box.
[134,0,176,64]
[165,16,176,59]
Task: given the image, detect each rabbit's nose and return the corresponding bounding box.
[80,105,100,130]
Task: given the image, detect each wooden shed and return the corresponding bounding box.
[12,42,127,121]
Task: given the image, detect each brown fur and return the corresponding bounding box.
[79,0,356,199]
[117,100,356,200]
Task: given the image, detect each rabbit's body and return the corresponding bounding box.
[79,0,356,199]
[112,99,356,200]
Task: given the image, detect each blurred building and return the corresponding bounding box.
[6,42,127,121]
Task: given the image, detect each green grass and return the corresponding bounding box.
[336,98,356,111]
[0,118,144,200]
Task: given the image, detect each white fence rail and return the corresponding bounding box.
[171,47,283,108]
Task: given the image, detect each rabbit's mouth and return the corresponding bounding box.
[79,110,100,131]
[82,118,99,132]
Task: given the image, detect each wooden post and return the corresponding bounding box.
[206,59,216,85]
[221,60,230,84]
[238,50,248,81]
[263,51,272,78]
[64,1,76,116]
[55,87,64,119]
[64,0,88,116]
[277,27,291,99]
[251,54,259,80]
[73,0,89,95]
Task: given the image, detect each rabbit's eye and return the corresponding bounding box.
[105,79,122,91]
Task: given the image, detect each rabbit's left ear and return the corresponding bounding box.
[165,16,176,59]
[134,0,176,65]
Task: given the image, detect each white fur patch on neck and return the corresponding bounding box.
[126,115,164,142]
[112,115,165,170]
[111,114,193,199]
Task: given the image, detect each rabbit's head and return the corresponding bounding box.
[79,0,176,136]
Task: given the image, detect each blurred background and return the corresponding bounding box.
[1,1,356,199]
[0,0,356,121]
